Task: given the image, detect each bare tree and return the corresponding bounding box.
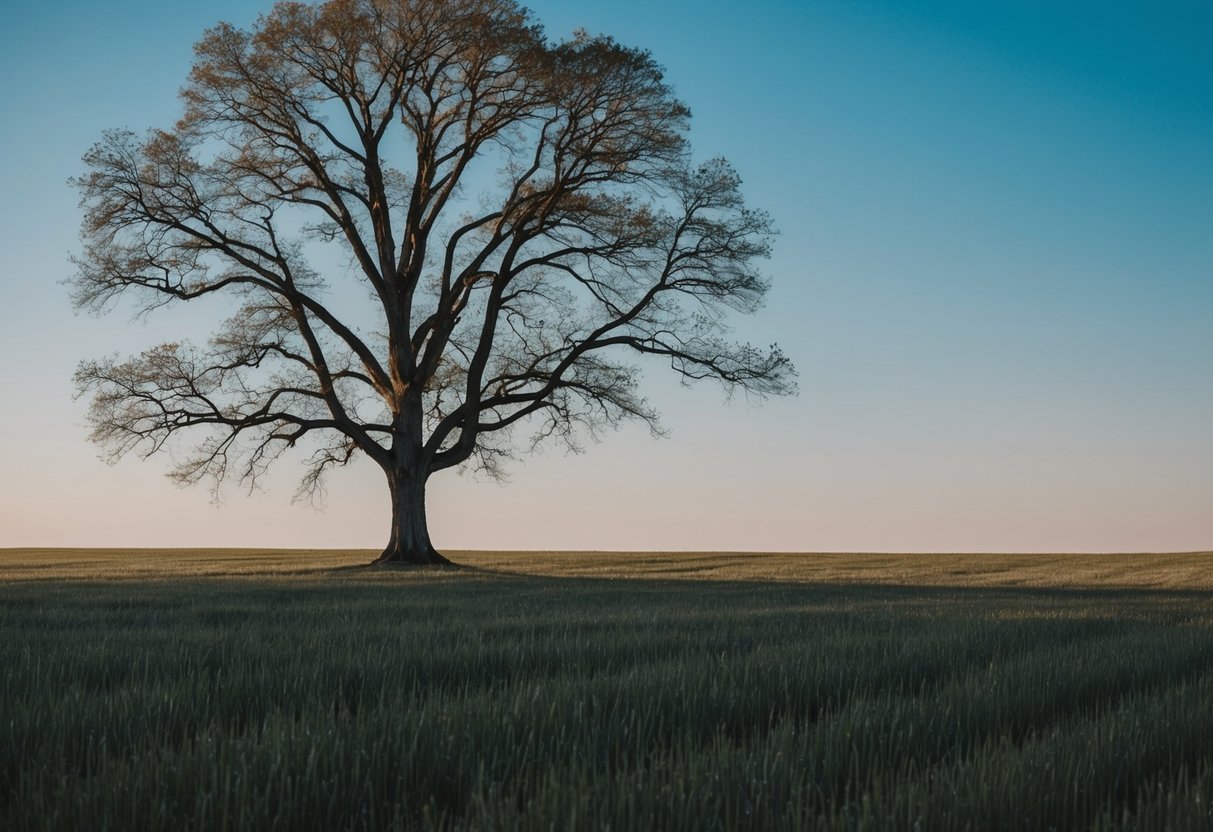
[72,0,795,565]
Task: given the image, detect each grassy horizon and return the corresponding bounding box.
[4,550,1212,829]
[3,548,1212,587]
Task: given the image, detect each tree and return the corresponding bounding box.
[72,0,796,565]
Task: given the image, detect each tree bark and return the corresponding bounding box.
[373,468,452,566]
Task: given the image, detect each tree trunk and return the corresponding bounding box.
[373,468,452,566]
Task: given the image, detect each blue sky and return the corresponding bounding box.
[0,0,1209,551]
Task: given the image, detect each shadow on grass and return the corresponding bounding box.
[303,557,1213,608]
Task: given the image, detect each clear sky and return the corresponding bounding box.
[1,0,1210,553]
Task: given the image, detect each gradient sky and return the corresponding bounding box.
[1,0,1209,552]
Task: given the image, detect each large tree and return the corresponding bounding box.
[72,0,795,565]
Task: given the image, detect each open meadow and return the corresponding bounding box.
[3,549,1212,830]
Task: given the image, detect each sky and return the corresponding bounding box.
[0,0,1209,553]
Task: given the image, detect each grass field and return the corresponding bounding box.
[3,549,1212,830]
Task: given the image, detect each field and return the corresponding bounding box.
[3,549,1212,830]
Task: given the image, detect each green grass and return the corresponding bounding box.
[3,550,1212,830]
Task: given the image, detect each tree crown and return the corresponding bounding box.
[73,0,795,502]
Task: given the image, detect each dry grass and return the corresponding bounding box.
[1,547,1210,587]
